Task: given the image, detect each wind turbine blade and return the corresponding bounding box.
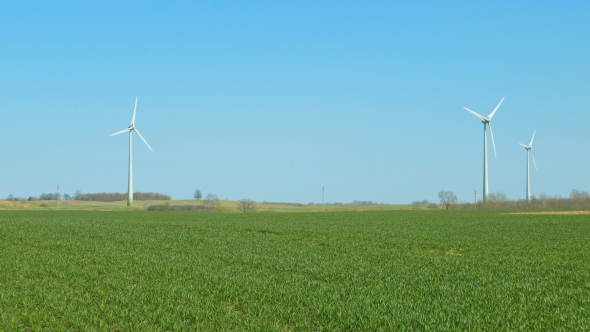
[489,123,497,158]
[134,128,153,151]
[488,97,504,120]
[110,128,131,136]
[131,97,138,126]
[519,143,528,148]
[529,129,536,146]
[463,107,486,121]
[531,149,537,170]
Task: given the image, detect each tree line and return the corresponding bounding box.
[436,189,590,210]
[150,190,257,213]
[6,193,65,202]
[75,192,171,201]
[5,191,171,202]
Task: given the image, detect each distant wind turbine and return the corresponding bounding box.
[463,97,504,202]
[519,130,537,202]
[110,97,152,207]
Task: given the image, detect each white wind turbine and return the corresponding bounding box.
[463,97,504,202]
[519,130,537,202]
[110,97,153,207]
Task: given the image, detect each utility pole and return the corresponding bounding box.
[322,186,325,212]
[57,185,60,211]
[474,190,476,210]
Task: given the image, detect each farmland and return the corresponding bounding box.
[0,211,589,330]
[0,199,412,213]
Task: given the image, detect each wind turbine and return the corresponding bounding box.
[519,130,537,202]
[463,97,504,202]
[110,97,152,207]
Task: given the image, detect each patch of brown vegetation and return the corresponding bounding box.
[510,211,590,215]
[427,248,464,256]
[226,303,243,315]
[445,249,463,256]
[0,201,33,210]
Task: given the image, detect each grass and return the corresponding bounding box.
[0,210,588,330]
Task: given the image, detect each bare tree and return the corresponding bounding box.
[237,199,256,213]
[489,191,508,202]
[570,189,590,199]
[438,190,458,210]
[204,194,219,211]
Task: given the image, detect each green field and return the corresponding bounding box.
[0,211,588,330]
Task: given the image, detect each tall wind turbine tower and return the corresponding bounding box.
[110,97,153,207]
[519,130,537,202]
[463,97,504,202]
[322,186,325,212]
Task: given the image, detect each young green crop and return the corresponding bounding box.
[0,211,588,330]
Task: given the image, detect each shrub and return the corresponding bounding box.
[215,206,233,213]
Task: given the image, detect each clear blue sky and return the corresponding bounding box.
[1,1,589,203]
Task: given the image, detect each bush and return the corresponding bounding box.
[39,203,48,208]
[215,206,234,213]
